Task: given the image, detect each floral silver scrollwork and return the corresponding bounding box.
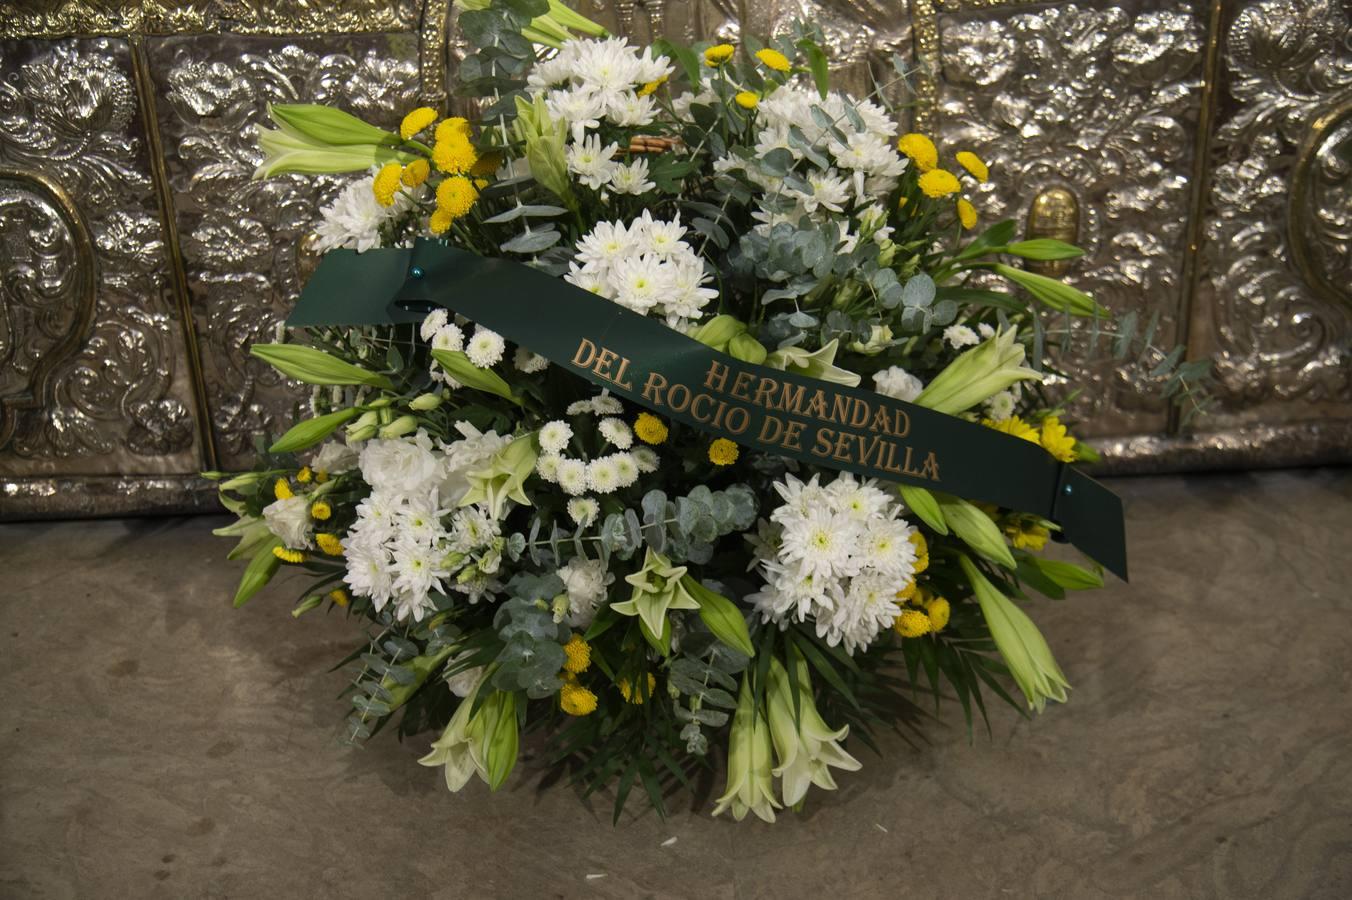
[1200,0,1352,410]
[0,38,197,471]
[930,3,1203,436]
[153,38,421,468]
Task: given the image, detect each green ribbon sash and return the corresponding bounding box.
[291,239,1127,580]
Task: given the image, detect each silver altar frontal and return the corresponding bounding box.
[1,0,1349,518]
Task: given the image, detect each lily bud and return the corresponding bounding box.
[712,675,782,823]
[409,392,443,411]
[914,327,1039,415]
[268,103,398,147]
[512,95,574,208]
[690,314,746,351]
[253,127,413,180]
[727,332,768,365]
[378,415,418,439]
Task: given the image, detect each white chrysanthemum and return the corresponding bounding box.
[825,572,904,654]
[565,132,620,189]
[573,219,635,268]
[598,417,633,449]
[566,389,624,416]
[635,211,688,258]
[466,327,506,368]
[344,540,394,607]
[535,452,562,483]
[986,390,1016,420]
[448,505,500,554]
[872,366,924,403]
[514,347,549,373]
[779,506,856,582]
[609,254,668,312]
[858,517,917,578]
[827,474,891,522]
[313,169,419,253]
[567,496,600,527]
[609,157,656,195]
[796,169,852,214]
[539,420,573,454]
[586,456,622,494]
[262,495,313,549]
[606,91,657,127]
[545,85,605,134]
[557,458,588,495]
[430,323,465,353]
[557,556,614,628]
[632,446,659,473]
[390,535,450,612]
[611,451,639,487]
[944,324,980,349]
[978,322,997,339]
[420,309,449,342]
[398,494,447,546]
[359,431,442,500]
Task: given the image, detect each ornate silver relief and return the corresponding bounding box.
[0,38,199,475]
[150,36,421,468]
[930,2,1204,436]
[1198,0,1352,419]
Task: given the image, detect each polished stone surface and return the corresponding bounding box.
[2,469,1351,898]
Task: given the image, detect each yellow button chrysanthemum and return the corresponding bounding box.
[273,478,292,500]
[372,162,403,207]
[436,175,479,219]
[560,682,598,716]
[562,634,591,674]
[634,412,668,445]
[897,133,938,172]
[703,43,735,66]
[429,208,454,235]
[435,117,472,142]
[708,437,739,466]
[327,588,350,608]
[896,580,917,602]
[734,91,760,109]
[1040,415,1077,462]
[1007,522,1051,551]
[755,48,792,72]
[925,596,951,632]
[315,533,344,556]
[272,546,306,564]
[637,75,668,96]
[957,197,978,229]
[909,531,929,574]
[432,132,478,174]
[310,500,332,520]
[401,158,430,187]
[894,609,932,638]
[955,150,989,183]
[918,168,961,198]
[296,466,312,483]
[399,106,438,140]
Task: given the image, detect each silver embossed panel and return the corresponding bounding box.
[930,1,1205,437]
[148,34,422,470]
[0,38,201,477]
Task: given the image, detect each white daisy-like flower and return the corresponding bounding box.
[825,572,904,654]
[514,347,549,373]
[609,157,656,195]
[586,456,622,493]
[535,452,562,482]
[539,420,573,454]
[566,390,624,416]
[420,309,449,342]
[466,327,506,367]
[611,451,639,487]
[778,507,855,582]
[986,390,1016,420]
[430,322,465,353]
[557,556,615,628]
[609,253,668,312]
[565,132,621,189]
[598,417,633,449]
[978,322,996,339]
[632,446,659,473]
[313,169,420,253]
[944,324,980,349]
[567,496,601,527]
[557,458,589,495]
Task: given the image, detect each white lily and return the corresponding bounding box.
[914,326,1040,415]
[713,675,782,823]
[765,654,861,806]
[418,674,520,791]
[766,338,862,387]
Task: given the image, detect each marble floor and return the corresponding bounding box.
[2,468,1350,899]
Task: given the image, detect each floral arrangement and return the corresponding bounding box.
[209,0,1195,822]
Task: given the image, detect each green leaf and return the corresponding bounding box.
[898,485,948,535]
[1015,555,1066,600]
[933,285,1027,313]
[796,38,830,99]
[268,407,360,453]
[682,577,755,657]
[250,343,393,389]
[1031,558,1104,590]
[233,536,282,607]
[430,349,520,404]
[653,37,702,89]
[1002,239,1085,261]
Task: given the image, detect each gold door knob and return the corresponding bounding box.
[1025,187,1080,277]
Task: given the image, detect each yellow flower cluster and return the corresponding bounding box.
[1006,520,1051,551]
[431,176,479,234]
[755,48,792,73]
[897,133,990,230]
[563,634,591,674]
[983,415,1040,443]
[399,106,438,141]
[372,162,403,207]
[273,546,306,564]
[893,585,951,637]
[316,533,344,556]
[734,91,760,110]
[708,438,739,466]
[327,588,350,608]
[634,412,668,445]
[637,75,667,96]
[703,43,736,67]
[296,466,313,483]
[273,478,292,500]
[560,677,598,716]
[311,500,332,520]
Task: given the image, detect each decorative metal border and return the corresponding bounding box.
[1,2,430,39]
[2,474,218,520]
